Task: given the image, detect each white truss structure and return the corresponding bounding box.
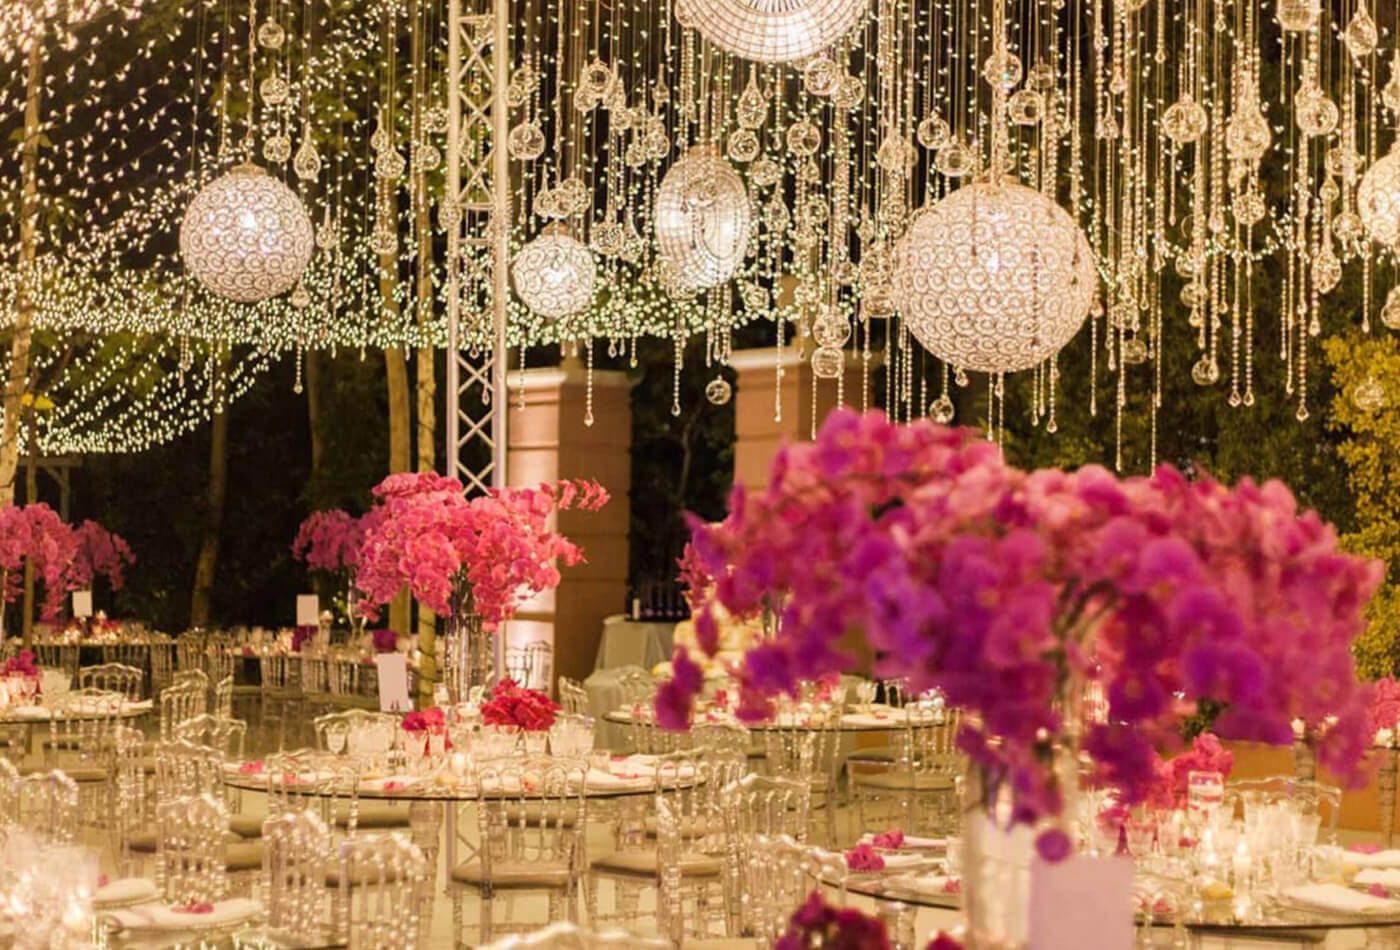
[444,0,510,499]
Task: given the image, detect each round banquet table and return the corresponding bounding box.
[0,699,152,724]
[603,704,926,733]
[839,873,1400,941]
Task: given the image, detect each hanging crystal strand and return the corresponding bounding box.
[986,373,995,441]
[584,338,595,427]
[672,323,682,417]
[293,341,304,394]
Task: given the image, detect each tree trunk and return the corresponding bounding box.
[191,357,230,626]
[20,450,36,644]
[382,259,411,637]
[0,38,44,507]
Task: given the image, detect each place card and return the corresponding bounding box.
[1030,853,1134,949]
[375,653,412,713]
[295,594,319,626]
[72,590,93,618]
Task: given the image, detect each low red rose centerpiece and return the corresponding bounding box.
[481,678,560,732]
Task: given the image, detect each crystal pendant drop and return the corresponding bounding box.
[1343,8,1379,58]
[1353,375,1386,412]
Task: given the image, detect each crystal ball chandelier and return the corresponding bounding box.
[511,222,596,319]
[893,179,1096,374]
[675,0,868,64]
[1359,147,1400,249]
[179,162,314,304]
[654,145,752,292]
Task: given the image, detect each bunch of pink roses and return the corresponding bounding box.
[675,409,1381,859]
[292,509,364,575]
[354,472,608,628]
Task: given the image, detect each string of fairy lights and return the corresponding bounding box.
[3,0,1400,466]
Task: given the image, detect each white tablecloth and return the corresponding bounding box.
[594,615,675,672]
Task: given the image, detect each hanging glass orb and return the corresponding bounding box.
[935,141,977,178]
[1343,8,1379,58]
[1191,355,1220,386]
[675,0,869,64]
[1354,375,1386,412]
[803,55,841,96]
[260,75,289,106]
[831,74,866,110]
[1007,89,1045,126]
[892,179,1096,374]
[727,129,761,163]
[1233,190,1267,227]
[812,312,852,347]
[262,133,292,165]
[929,394,955,424]
[511,223,596,319]
[811,345,845,378]
[750,156,783,188]
[654,146,752,291]
[917,114,951,150]
[1359,147,1400,248]
[1295,85,1339,137]
[705,376,733,405]
[1277,0,1319,30]
[1226,101,1271,162]
[1381,286,1400,329]
[786,119,822,157]
[179,162,314,304]
[1161,95,1208,144]
[256,19,285,49]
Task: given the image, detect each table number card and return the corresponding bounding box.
[295,594,319,627]
[375,653,412,713]
[72,590,93,618]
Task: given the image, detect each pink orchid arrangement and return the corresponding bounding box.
[674,409,1382,860]
[72,520,135,591]
[0,506,132,618]
[2,649,37,678]
[354,472,608,629]
[775,892,890,950]
[1370,677,1400,736]
[1146,733,1235,810]
[292,509,364,575]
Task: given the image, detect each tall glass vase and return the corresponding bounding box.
[443,588,493,703]
[1380,747,1399,847]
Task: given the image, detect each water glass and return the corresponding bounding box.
[1187,770,1225,815]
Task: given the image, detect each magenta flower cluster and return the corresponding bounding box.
[677,409,1382,843]
[354,472,608,628]
[0,504,134,618]
[1369,676,1400,735]
[292,509,364,575]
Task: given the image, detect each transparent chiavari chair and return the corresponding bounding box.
[14,768,81,843]
[172,667,210,693]
[763,701,844,845]
[102,640,149,674]
[213,674,234,718]
[175,713,248,761]
[42,689,120,830]
[505,641,554,692]
[588,748,746,941]
[148,636,175,694]
[328,654,363,708]
[617,671,689,756]
[158,792,229,906]
[746,834,850,944]
[851,702,963,836]
[78,661,144,700]
[262,808,334,945]
[720,774,812,938]
[558,676,588,716]
[450,755,589,944]
[175,631,206,675]
[159,681,207,741]
[260,653,302,750]
[335,832,430,950]
[264,749,337,828]
[301,652,333,715]
[692,721,755,760]
[206,644,234,688]
[112,724,149,872]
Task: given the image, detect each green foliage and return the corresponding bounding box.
[1324,331,1400,678]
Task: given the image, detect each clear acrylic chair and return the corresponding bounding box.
[173,667,210,693]
[588,747,746,941]
[335,832,430,950]
[112,724,149,872]
[42,689,120,830]
[260,653,302,749]
[213,674,235,718]
[504,641,554,692]
[450,755,589,944]
[763,700,843,844]
[79,661,144,700]
[158,792,230,905]
[35,642,79,682]
[159,680,208,741]
[558,676,588,715]
[720,773,812,938]
[175,631,206,675]
[746,834,851,943]
[10,767,80,843]
[850,702,963,836]
[263,808,335,945]
[148,635,176,694]
[1226,776,1343,843]
[175,713,248,760]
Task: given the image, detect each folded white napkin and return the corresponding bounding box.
[102,897,263,932]
[122,699,154,713]
[841,712,900,728]
[585,769,650,791]
[883,873,959,898]
[879,852,939,870]
[859,833,947,850]
[94,878,160,908]
[1347,849,1400,869]
[1283,883,1400,914]
[1356,869,1400,887]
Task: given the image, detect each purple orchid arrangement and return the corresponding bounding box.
[672,408,1383,860]
[292,509,364,575]
[775,892,890,950]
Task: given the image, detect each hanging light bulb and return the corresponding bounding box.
[179,163,314,304]
[654,146,752,291]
